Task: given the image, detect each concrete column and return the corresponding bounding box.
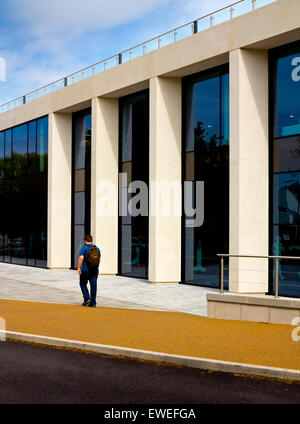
[91,97,119,275]
[149,77,182,284]
[229,48,269,294]
[48,112,72,269]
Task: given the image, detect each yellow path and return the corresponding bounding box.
[0,299,299,371]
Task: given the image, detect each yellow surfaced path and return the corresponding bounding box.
[0,299,299,371]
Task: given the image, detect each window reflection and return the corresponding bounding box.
[37,118,48,173]
[0,116,48,268]
[272,225,300,297]
[271,42,300,297]
[5,129,12,177]
[273,173,300,225]
[0,132,4,179]
[183,66,229,288]
[273,136,300,173]
[12,124,27,177]
[72,110,91,268]
[119,91,149,279]
[273,43,300,138]
[28,121,37,174]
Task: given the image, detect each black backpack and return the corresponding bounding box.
[86,245,100,269]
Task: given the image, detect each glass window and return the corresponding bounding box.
[271,42,300,298]
[0,117,48,269]
[37,117,48,173]
[74,169,86,193]
[28,121,37,174]
[73,118,85,170]
[273,136,300,173]
[119,91,149,279]
[5,129,12,177]
[221,73,230,145]
[273,172,300,225]
[73,114,91,171]
[84,114,91,166]
[183,66,229,288]
[74,192,85,225]
[73,225,85,269]
[12,124,28,177]
[28,121,37,153]
[0,132,4,179]
[71,109,91,268]
[5,129,12,158]
[271,225,300,297]
[273,44,300,138]
[194,75,220,144]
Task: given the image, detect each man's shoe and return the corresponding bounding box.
[88,304,96,308]
[82,300,90,306]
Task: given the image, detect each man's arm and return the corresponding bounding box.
[78,255,84,275]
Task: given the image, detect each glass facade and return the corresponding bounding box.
[0,117,48,267]
[271,41,300,297]
[72,109,91,268]
[182,66,229,288]
[119,91,149,279]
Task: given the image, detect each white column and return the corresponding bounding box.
[229,48,269,293]
[91,97,119,275]
[48,112,72,269]
[149,77,182,283]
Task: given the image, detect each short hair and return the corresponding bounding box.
[84,235,93,243]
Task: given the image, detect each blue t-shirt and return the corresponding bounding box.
[79,244,101,273]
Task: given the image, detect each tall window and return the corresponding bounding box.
[0,117,48,267]
[270,41,300,297]
[182,66,229,287]
[119,91,149,279]
[72,109,91,268]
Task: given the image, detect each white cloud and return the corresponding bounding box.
[9,0,174,38]
[0,0,234,103]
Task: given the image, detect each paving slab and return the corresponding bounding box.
[0,263,217,316]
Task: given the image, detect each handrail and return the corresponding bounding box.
[0,0,277,114]
[217,254,300,260]
[119,0,246,55]
[217,253,300,298]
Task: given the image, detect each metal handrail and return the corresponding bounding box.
[0,0,277,114]
[217,253,300,298]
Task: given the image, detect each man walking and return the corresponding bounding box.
[78,235,101,307]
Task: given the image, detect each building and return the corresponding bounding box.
[0,0,299,323]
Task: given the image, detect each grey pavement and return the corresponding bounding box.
[0,263,218,316]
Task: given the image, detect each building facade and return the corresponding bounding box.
[0,0,299,320]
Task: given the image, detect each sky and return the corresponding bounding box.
[0,0,233,104]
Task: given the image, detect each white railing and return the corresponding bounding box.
[0,0,277,115]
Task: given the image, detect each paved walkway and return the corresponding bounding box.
[0,263,217,316]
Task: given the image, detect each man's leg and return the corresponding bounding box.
[80,272,90,304]
[89,273,98,307]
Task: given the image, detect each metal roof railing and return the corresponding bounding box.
[0,0,277,115]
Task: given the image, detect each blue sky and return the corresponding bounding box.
[0,0,233,104]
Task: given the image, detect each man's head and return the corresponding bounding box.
[84,235,93,245]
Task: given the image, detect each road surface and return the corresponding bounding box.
[0,341,299,404]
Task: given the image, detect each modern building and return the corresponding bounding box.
[0,0,299,323]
